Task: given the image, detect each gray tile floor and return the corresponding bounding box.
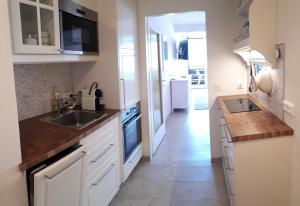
[110,109,229,206]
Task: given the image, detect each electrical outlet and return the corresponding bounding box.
[284,100,296,117]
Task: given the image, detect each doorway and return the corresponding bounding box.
[149,30,166,154]
[145,11,209,157]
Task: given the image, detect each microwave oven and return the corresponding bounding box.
[59,0,99,55]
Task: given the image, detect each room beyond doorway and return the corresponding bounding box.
[145,10,209,156]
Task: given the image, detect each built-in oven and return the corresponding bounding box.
[59,0,99,55]
[122,103,142,163]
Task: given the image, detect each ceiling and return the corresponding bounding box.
[167,11,206,32]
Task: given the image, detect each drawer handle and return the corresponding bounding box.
[90,144,114,163]
[220,126,227,139]
[45,151,86,180]
[92,164,115,186]
[224,146,234,171]
[224,127,232,143]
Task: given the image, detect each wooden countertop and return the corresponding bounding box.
[218,95,293,142]
[19,109,121,171]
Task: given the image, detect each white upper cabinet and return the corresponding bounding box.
[117,0,138,50]
[117,0,140,109]
[10,0,60,54]
[234,0,277,68]
[249,0,277,67]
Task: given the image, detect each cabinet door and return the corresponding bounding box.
[249,0,276,68]
[10,0,60,54]
[118,0,138,50]
[119,49,140,109]
[171,80,189,109]
[87,163,118,206]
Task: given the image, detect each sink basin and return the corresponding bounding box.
[42,111,107,130]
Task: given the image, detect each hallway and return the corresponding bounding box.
[110,110,229,206]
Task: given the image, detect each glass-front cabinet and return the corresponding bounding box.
[10,0,60,54]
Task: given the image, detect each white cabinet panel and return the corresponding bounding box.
[117,0,140,109]
[119,49,140,109]
[117,0,137,50]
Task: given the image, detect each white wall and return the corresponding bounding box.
[137,0,247,158]
[0,0,28,205]
[277,1,300,205]
[72,0,121,109]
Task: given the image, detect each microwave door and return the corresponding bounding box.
[60,11,98,55]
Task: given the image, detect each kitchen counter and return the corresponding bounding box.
[19,109,121,171]
[218,94,293,142]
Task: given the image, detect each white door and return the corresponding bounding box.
[34,147,86,206]
[149,30,166,155]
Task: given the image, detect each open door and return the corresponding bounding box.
[149,30,166,155]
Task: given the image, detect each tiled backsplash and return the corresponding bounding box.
[248,44,285,120]
[13,64,73,120]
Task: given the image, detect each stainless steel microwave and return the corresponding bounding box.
[59,0,99,55]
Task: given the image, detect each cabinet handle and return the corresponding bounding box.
[124,114,143,129]
[220,126,227,139]
[45,151,86,180]
[90,144,114,163]
[120,79,126,108]
[92,164,115,186]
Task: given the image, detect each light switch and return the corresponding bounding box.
[284,100,296,117]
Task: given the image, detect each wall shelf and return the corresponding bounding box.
[13,54,99,64]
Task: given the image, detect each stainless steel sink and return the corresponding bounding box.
[41,110,108,130]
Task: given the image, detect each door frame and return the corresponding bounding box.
[145,20,166,158]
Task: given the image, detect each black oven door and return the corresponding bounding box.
[60,11,99,55]
[123,114,142,163]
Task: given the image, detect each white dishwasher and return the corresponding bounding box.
[27,144,86,206]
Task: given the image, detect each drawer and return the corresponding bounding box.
[85,134,116,162]
[218,108,224,118]
[123,144,142,182]
[219,117,226,126]
[86,143,116,176]
[224,145,235,170]
[81,120,116,151]
[224,125,233,143]
[225,168,235,198]
[86,162,118,206]
[220,125,227,141]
